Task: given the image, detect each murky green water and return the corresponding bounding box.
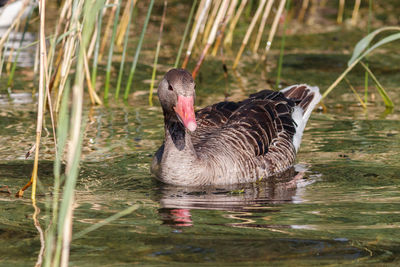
[1,2,400,265]
[2,86,399,266]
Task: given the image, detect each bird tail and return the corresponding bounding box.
[280,84,321,151]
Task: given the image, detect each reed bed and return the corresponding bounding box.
[0,1,398,265]
[149,0,167,105]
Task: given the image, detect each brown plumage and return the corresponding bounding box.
[151,69,321,186]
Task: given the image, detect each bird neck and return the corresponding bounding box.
[158,114,203,185]
[164,116,194,153]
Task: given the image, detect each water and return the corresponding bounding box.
[1,3,400,265]
[1,87,399,265]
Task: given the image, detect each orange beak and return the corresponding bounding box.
[174,95,197,132]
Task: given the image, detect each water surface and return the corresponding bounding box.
[1,4,400,265]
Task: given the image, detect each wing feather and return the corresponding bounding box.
[193,90,297,160]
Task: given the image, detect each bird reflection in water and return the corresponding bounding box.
[158,165,315,228]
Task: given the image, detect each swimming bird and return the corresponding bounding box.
[151,69,321,186]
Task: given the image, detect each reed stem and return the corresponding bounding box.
[337,0,345,24]
[323,57,363,100]
[149,1,167,105]
[116,0,133,47]
[253,0,274,53]
[17,0,47,200]
[124,0,155,100]
[351,0,361,26]
[233,0,267,69]
[202,0,222,45]
[224,0,247,47]
[115,0,136,99]
[182,0,211,69]
[44,82,70,267]
[344,77,367,108]
[364,0,373,104]
[360,61,393,108]
[264,0,286,54]
[211,0,237,56]
[99,1,118,61]
[174,0,197,68]
[297,0,309,22]
[91,9,104,90]
[104,0,122,101]
[193,0,229,78]
[60,0,100,264]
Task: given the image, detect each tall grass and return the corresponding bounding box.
[149,1,167,105]
[14,0,47,199]
[364,0,373,104]
[192,0,229,78]
[233,0,267,69]
[115,0,137,100]
[323,26,399,108]
[174,0,197,68]
[123,0,155,100]
[2,1,397,265]
[104,0,122,101]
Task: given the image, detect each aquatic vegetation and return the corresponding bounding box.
[323,26,399,108]
[149,0,167,106]
[104,0,122,101]
[123,0,154,100]
[0,1,399,266]
[115,0,137,99]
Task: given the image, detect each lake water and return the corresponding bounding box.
[1,2,400,265]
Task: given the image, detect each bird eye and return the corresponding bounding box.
[168,84,173,91]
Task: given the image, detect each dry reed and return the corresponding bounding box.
[192,0,229,78]
[232,0,267,69]
[182,0,211,69]
[224,0,247,46]
[253,0,274,53]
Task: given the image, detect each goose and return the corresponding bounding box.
[151,69,321,186]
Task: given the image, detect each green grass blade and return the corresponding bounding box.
[53,0,104,264]
[73,204,140,240]
[348,26,400,66]
[149,1,167,106]
[44,80,70,267]
[364,67,369,104]
[324,29,400,99]
[91,9,104,89]
[360,61,393,108]
[104,0,122,101]
[364,0,373,104]
[360,32,400,60]
[115,0,135,100]
[124,0,155,100]
[344,77,367,109]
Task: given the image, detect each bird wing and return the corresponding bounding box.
[191,101,241,145]
[221,90,296,157]
[192,90,296,158]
